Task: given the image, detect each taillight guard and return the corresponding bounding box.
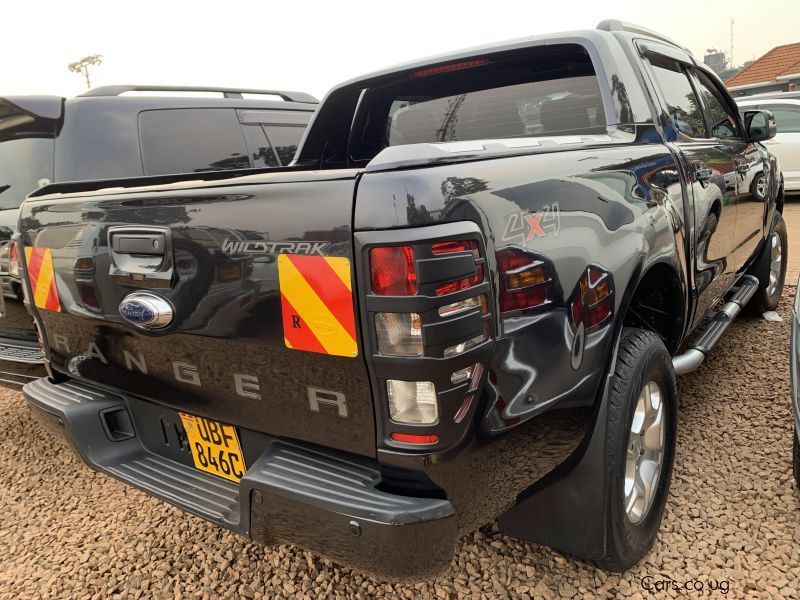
[569,265,614,332]
[497,246,557,314]
[359,225,494,451]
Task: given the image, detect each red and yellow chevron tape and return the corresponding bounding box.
[278,254,357,357]
[24,247,61,312]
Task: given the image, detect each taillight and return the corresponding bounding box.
[497,247,552,313]
[438,294,488,317]
[8,242,19,278]
[367,235,490,448]
[370,246,417,296]
[433,240,483,296]
[389,432,439,444]
[387,380,437,424]
[375,312,422,356]
[431,240,480,258]
[570,266,613,331]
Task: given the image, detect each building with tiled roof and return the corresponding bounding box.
[726,42,800,97]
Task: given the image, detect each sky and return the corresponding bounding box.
[2,0,799,100]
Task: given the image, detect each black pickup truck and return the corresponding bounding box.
[17,21,786,578]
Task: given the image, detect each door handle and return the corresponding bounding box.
[108,226,173,288]
[110,232,166,255]
[695,167,713,183]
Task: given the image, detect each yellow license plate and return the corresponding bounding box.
[179,413,246,482]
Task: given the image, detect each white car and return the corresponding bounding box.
[738,97,800,194]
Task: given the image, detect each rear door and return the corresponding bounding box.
[645,54,739,325]
[20,171,377,457]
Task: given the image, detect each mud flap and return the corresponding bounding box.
[496,365,616,562]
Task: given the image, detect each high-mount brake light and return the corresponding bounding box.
[411,59,490,78]
[570,266,614,331]
[497,247,552,312]
[370,246,417,296]
[390,432,440,444]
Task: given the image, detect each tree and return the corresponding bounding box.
[68,55,103,89]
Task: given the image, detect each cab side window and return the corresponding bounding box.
[648,55,705,139]
[762,106,800,133]
[693,70,741,140]
[139,109,251,175]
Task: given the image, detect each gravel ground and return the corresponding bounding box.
[2,221,800,598]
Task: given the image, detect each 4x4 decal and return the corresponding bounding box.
[502,203,561,245]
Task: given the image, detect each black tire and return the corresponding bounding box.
[594,327,677,572]
[751,172,768,202]
[748,213,788,314]
[793,431,800,490]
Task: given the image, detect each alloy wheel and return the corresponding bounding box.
[624,380,665,525]
[767,228,783,298]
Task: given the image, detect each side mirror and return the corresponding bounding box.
[743,109,777,142]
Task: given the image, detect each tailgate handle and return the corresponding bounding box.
[111,232,166,256]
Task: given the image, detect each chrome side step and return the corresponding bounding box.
[672,275,759,375]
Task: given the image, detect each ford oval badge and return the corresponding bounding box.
[119,292,173,329]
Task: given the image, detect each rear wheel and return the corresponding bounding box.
[748,213,787,314]
[594,327,677,572]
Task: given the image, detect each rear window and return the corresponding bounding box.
[139,108,251,175]
[352,45,605,162]
[0,137,54,210]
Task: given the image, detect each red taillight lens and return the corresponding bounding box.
[370,246,417,296]
[8,242,19,278]
[431,240,480,259]
[500,285,548,312]
[390,432,439,444]
[435,265,484,296]
[433,240,483,296]
[497,248,551,312]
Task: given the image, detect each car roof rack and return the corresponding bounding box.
[78,85,318,104]
[597,19,690,54]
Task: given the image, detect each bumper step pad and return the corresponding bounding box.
[0,339,44,364]
[23,377,456,578]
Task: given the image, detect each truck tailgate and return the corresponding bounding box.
[18,170,376,457]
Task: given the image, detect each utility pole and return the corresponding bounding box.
[68,55,103,90]
[729,18,735,69]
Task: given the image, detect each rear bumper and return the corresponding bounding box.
[23,377,456,579]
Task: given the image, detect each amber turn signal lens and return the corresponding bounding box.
[506,266,547,290]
